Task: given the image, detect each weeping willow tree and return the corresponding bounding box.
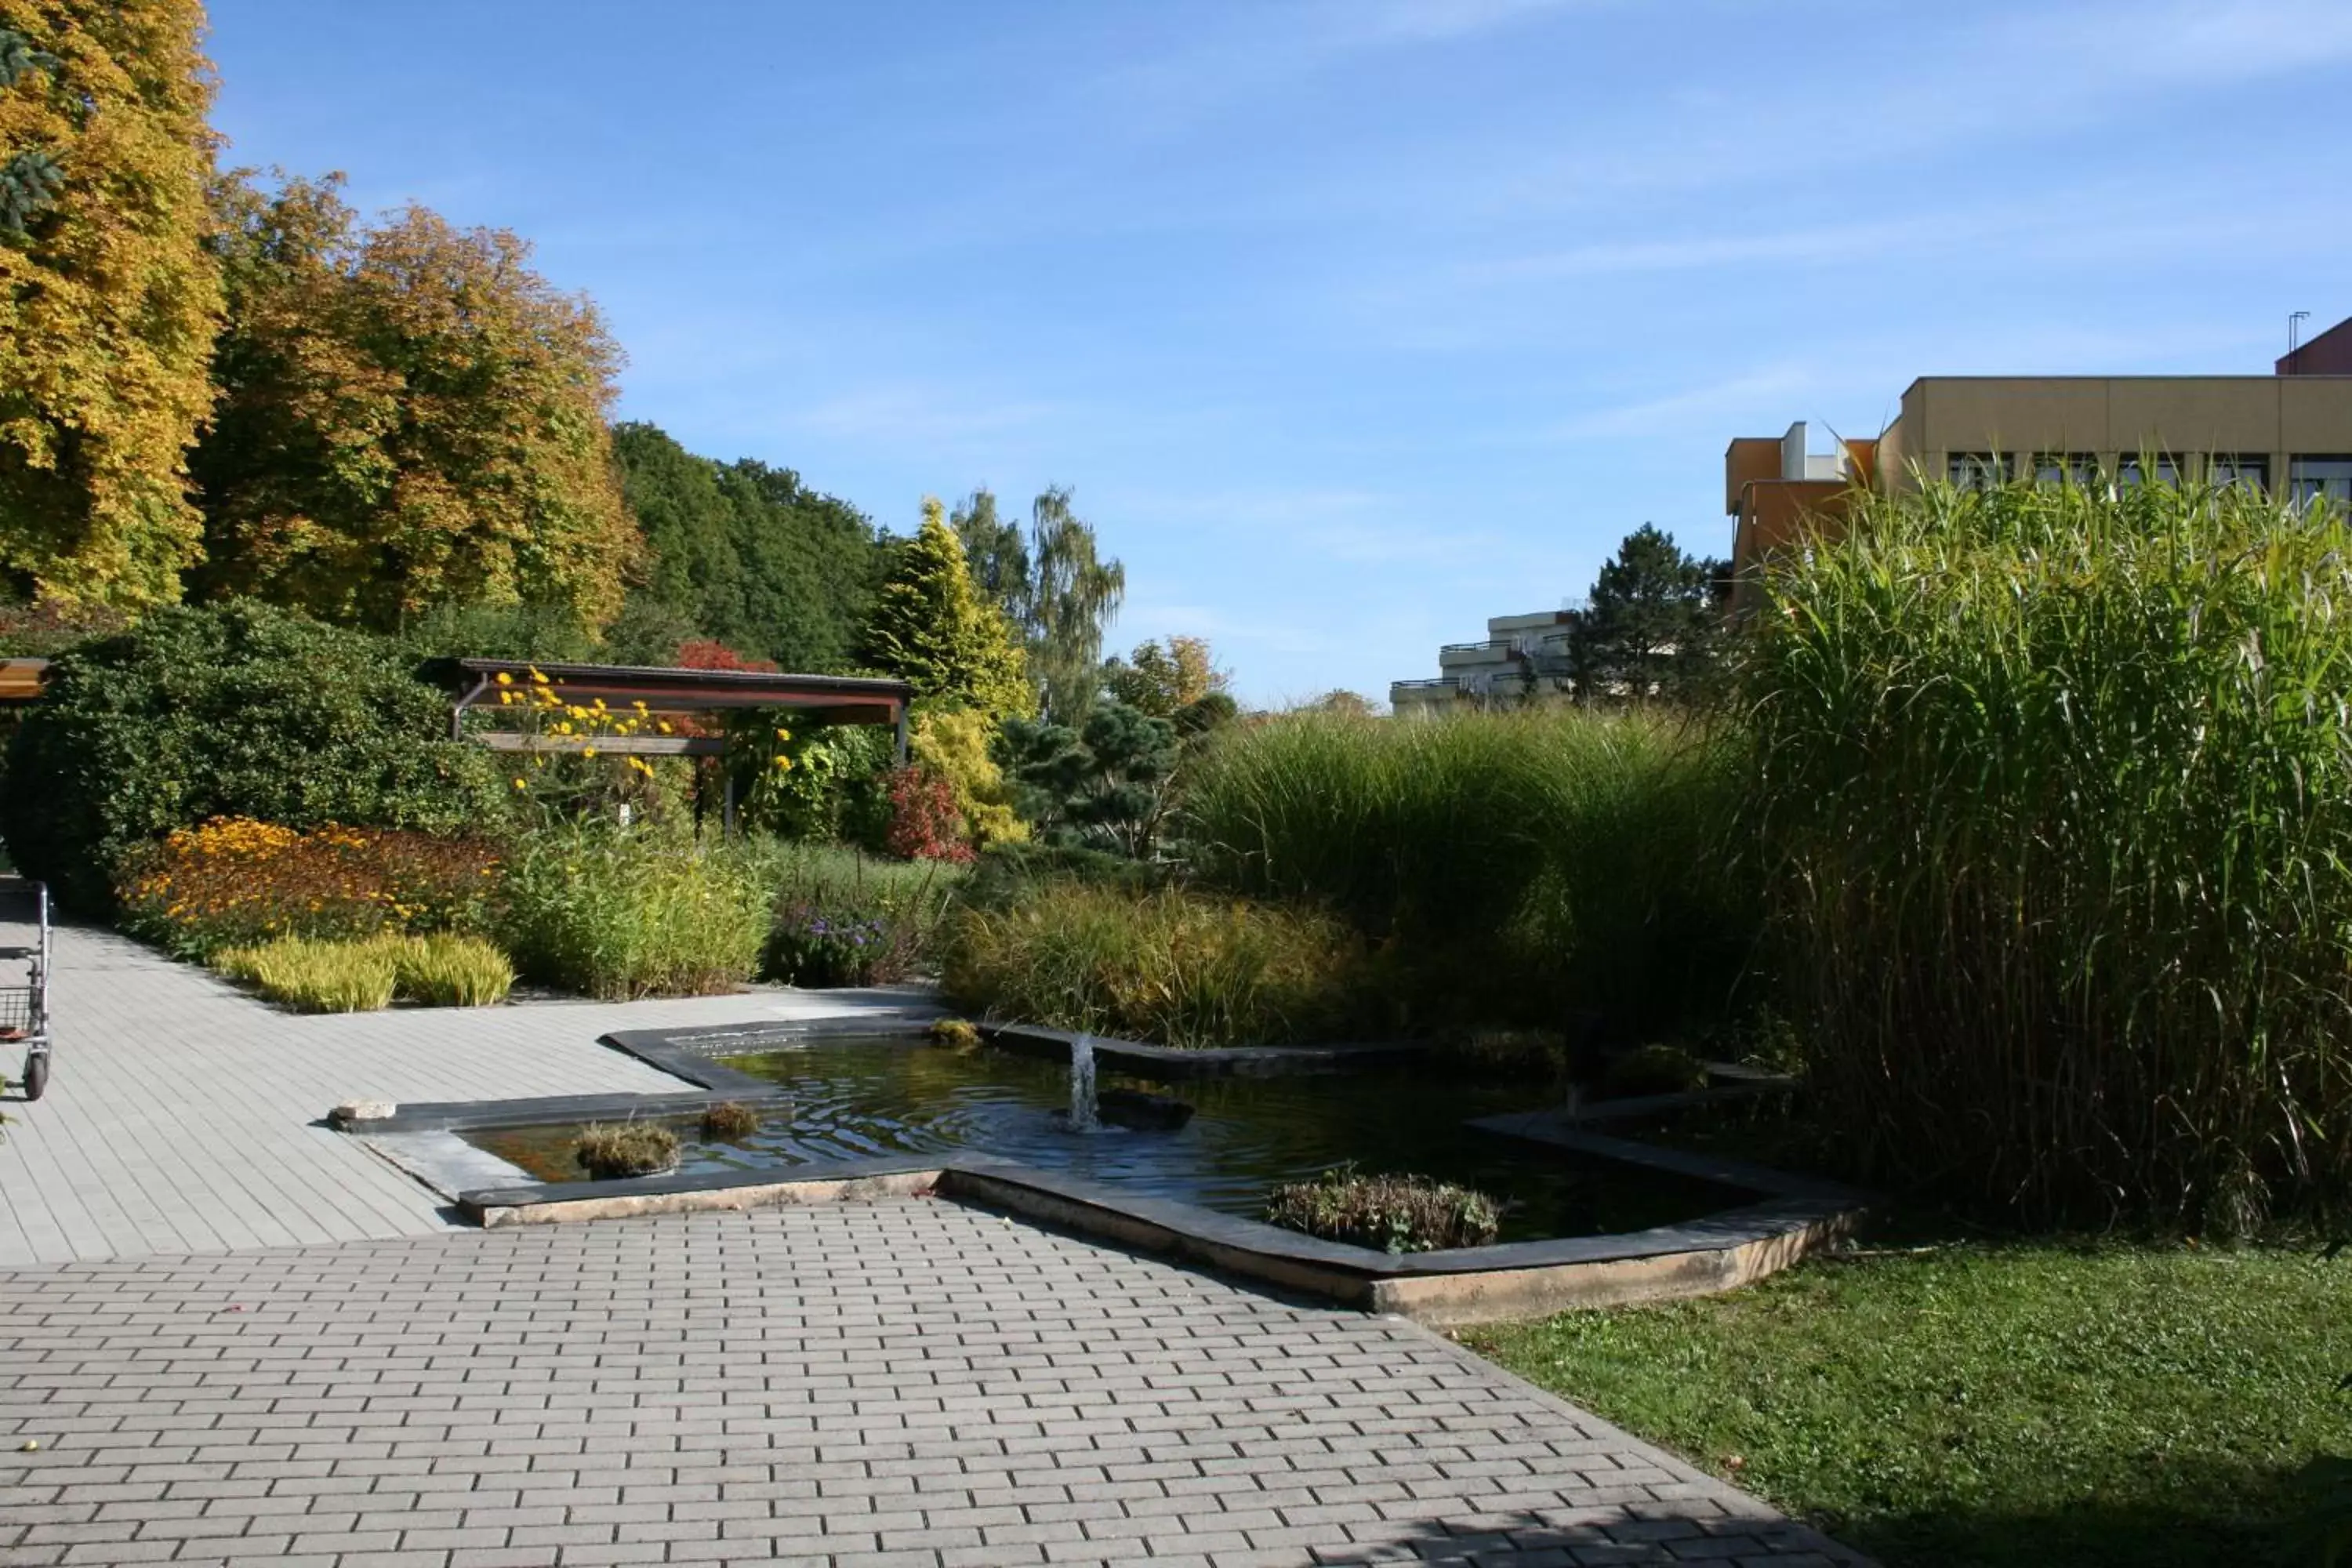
[953,485,1125,720]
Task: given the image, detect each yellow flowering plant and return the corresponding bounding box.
[114,818,502,961]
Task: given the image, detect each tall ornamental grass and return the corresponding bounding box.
[497,826,769,999]
[942,883,1374,1047]
[1744,476,2352,1227]
[1178,710,1751,1033]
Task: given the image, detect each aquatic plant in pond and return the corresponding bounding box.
[574,1122,680,1178]
[699,1102,761,1141]
[1264,1164,1501,1253]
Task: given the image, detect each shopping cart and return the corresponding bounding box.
[0,881,52,1101]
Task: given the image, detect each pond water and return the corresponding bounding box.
[467,1034,1750,1243]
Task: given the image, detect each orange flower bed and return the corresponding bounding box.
[115,818,500,960]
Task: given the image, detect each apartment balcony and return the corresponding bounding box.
[1438,639,1523,670]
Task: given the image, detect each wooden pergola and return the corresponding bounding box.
[431,659,915,829]
[434,658,913,760]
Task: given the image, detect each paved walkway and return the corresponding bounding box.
[0,919,922,1267]
[0,916,1868,1565]
[0,1203,1864,1567]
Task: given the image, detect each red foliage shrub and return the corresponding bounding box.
[883,766,975,863]
[674,639,779,673]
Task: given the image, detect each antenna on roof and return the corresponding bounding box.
[2289,310,2312,365]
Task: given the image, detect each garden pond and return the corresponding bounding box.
[465,1033,1752,1243]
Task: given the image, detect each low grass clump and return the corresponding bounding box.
[1181,708,1751,1036]
[574,1121,680,1179]
[1745,476,2352,1225]
[214,932,514,1011]
[1265,1164,1500,1253]
[216,936,399,1013]
[942,881,1371,1047]
[498,825,768,999]
[1467,1236,2352,1568]
[389,933,514,1007]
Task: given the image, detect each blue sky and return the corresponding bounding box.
[204,0,2351,704]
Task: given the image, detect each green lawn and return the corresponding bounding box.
[1466,1237,2351,1568]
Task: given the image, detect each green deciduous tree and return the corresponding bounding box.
[0,2,223,609]
[860,498,1032,716]
[613,422,884,672]
[192,172,635,632]
[1103,635,1229,719]
[954,485,1124,720]
[1567,524,1728,706]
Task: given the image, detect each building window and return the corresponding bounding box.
[2033,452,2099,487]
[2115,453,2181,488]
[2207,454,2269,492]
[2289,456,2352,508]
[1947,452,2007,490]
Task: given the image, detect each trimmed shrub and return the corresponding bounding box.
[1264,1165,1500,1253]
[215,937,400,1013]
[4,600,506,911]
[497,826,768,999]
[942,882,1373,1047]
[1744,475,2352,1226]
[114,818,500,960]
[574,1122,680,1178]
[390,934,514,1007]
[1180,709,1751,1036]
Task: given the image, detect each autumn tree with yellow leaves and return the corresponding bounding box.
[0,1,223,609]
[192,172,636,633]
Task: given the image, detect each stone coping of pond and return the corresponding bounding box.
[442,1110,1871,1327]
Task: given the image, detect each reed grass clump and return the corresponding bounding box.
[942,883,1372,1047]
[1179,708,1751,1033]
[1743,474,2352,1227]
[496,826,768,999]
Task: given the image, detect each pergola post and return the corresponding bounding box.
[895,703,910,766]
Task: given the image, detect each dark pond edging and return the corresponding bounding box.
[365,1011,1868,1325]
[452,1116,1874,1327]
[973,1021,1432,1079]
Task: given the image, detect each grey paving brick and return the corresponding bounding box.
[0,986,1870,1568]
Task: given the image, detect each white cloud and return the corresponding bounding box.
[786,384,1058,448]
[1544,367,1816,441]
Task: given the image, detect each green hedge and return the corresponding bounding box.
[3,601,505,910]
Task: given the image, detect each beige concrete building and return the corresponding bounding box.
[1729,318,2352,585]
